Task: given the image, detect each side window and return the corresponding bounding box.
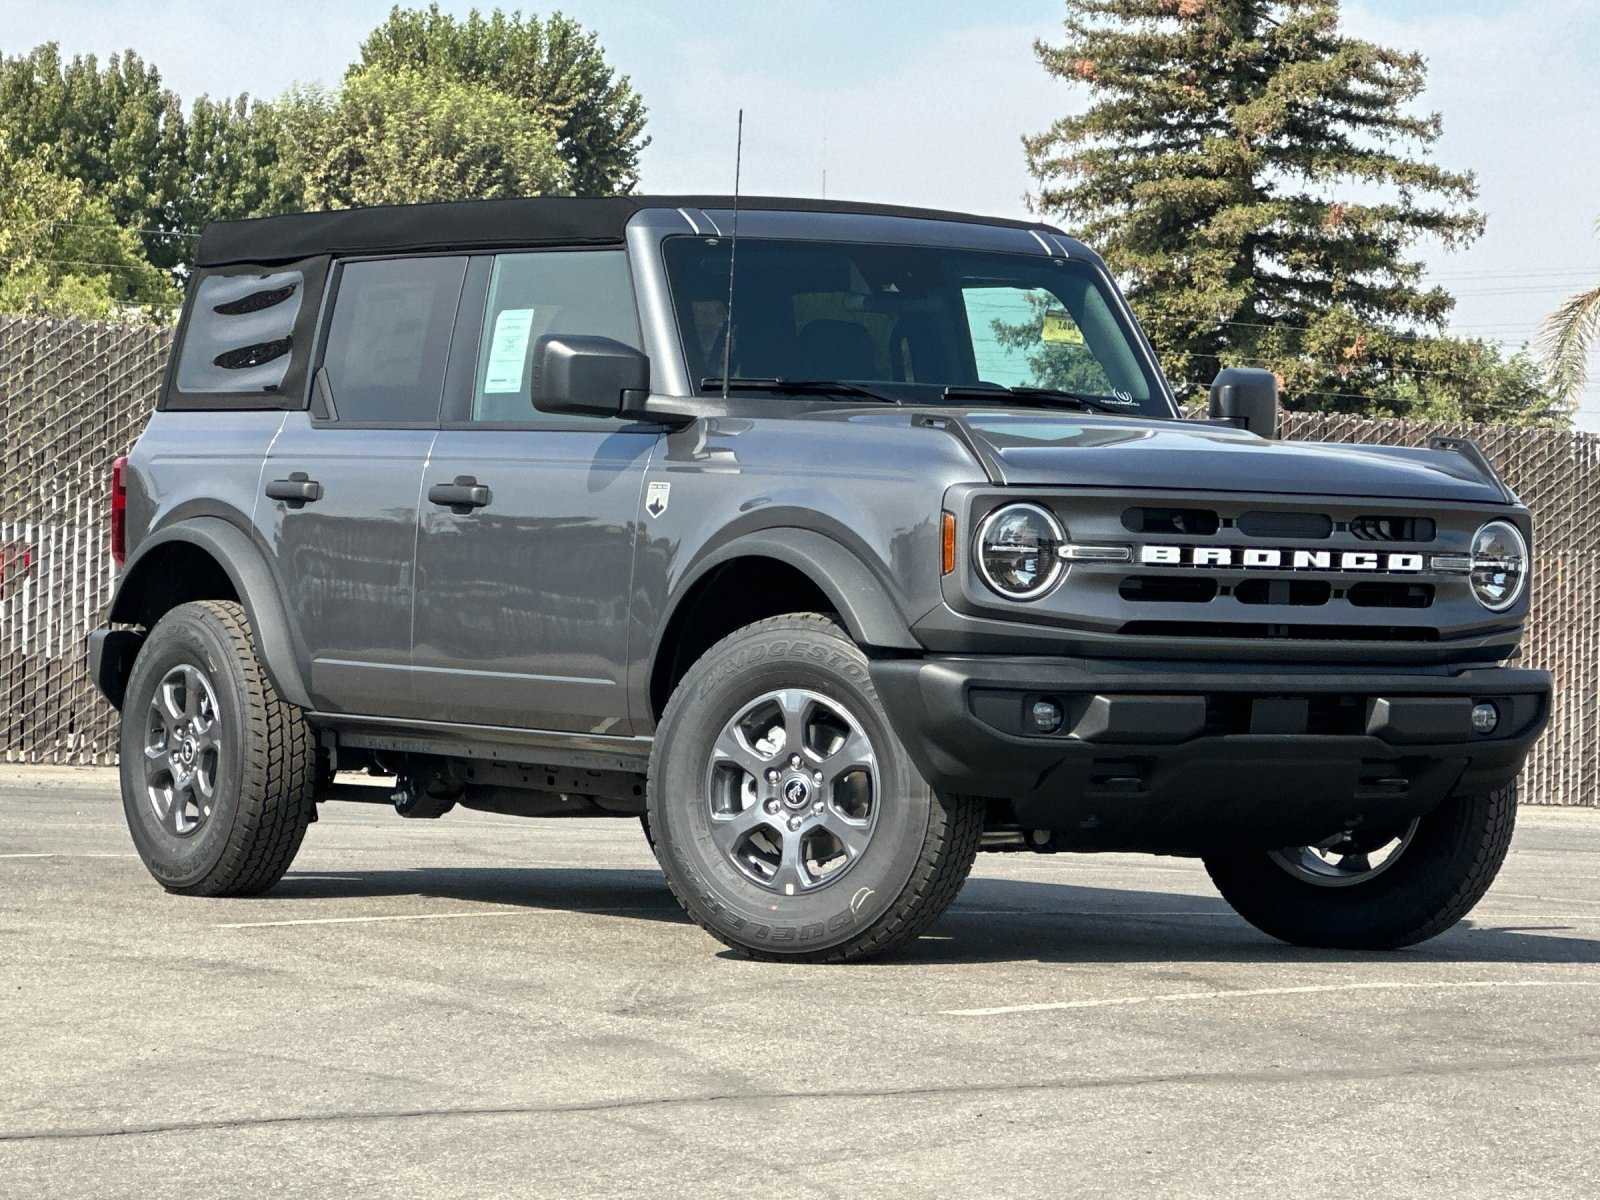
[470,250,642,423]
[321,256,466,423]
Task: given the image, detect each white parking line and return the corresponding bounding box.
[942,978,1600,1017]
[216,906,665,929]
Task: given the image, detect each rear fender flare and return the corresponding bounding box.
[109,517,312,709]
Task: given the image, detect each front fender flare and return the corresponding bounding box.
[109,517,312,709]
[664,527,921,653]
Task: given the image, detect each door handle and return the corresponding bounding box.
[428,476,492,511]
[265,474,323,506]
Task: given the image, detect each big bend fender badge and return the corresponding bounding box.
[645,480,670,519]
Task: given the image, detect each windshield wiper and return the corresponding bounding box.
[941,383,1138,416]
[700,377,902,405]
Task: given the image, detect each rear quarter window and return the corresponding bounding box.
[166,256,330,410]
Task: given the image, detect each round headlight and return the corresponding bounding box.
[976,503,1064,600]
[1469,520,1528,611]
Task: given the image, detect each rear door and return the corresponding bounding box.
[256,254,466,716]
[411,248,661,733]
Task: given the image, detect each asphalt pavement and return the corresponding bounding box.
[3,767,1599,1199]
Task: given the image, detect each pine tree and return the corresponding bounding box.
[1026,0,1563,423]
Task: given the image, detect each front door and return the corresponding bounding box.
[256,254,466,716]
[411,248,661,733]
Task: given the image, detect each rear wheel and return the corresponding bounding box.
[1203,784,1517,949]
[648,614,981,962]
[118,600,318,896]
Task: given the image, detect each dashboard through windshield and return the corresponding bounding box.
[662,235,1170,416]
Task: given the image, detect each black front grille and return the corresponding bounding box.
[1236,510,1333,539]
[1119,575,1219,603]
[1122,506,1220,535]
[1348,582,1434,609]
[1350,515,1436,542]
[1234,579,1333,607]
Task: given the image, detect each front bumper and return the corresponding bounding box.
[869,656,1551,853]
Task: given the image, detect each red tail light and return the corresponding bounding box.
[110,455,128,566]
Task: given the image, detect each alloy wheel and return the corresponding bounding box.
[143,664,222,837]
[1268,820,1422,888]
[704,688,880,895]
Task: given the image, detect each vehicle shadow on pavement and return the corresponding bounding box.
[271,865,1600,967]
[898,874,1600,968]
[273,866,690,924]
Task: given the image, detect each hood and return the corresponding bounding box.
[933,410,1508,504]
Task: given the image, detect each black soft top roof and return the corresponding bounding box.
[194,195,1065,267]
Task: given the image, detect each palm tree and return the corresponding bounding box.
[1540,217,1600,406]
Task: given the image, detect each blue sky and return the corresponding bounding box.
[15,0,1600,425]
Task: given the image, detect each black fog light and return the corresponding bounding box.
[1471,702,1499,735]
[1030,699,1063,733]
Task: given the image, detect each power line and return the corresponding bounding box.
[12,218,201,240]
[0,254,172,272]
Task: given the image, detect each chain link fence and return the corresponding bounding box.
[2,317,172,769]
[2,315,1596,805]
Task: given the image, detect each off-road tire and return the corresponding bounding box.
[648,613,982,962]
[119,600,318,896]
[1203,784,1518,949]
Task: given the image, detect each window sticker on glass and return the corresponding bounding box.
[484,308,536,394]
[1041,310,1085,346]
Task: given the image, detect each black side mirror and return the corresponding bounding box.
[531,334,650,418]
[1208,367,1279,438]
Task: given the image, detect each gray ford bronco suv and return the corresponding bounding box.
[89,195,1550,962]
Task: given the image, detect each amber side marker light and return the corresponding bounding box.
[941,511,957,575]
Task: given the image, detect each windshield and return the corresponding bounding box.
[662,236,1169,416]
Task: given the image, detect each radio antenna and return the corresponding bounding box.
[720,109,743,403]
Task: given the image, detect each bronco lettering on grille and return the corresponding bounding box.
[1139,545,1427,573]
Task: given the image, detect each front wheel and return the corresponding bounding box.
[647,614,981,962]
[1203,784,1517,949]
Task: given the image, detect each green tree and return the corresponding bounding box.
[0,130,176,317]
[175,95,305,236]
[0,44,185,268]
[1539,218,1600,409]
[276,69,569,209]
[356,4,649,195]
[0,43,292,273]
[1026,0,1562,424]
